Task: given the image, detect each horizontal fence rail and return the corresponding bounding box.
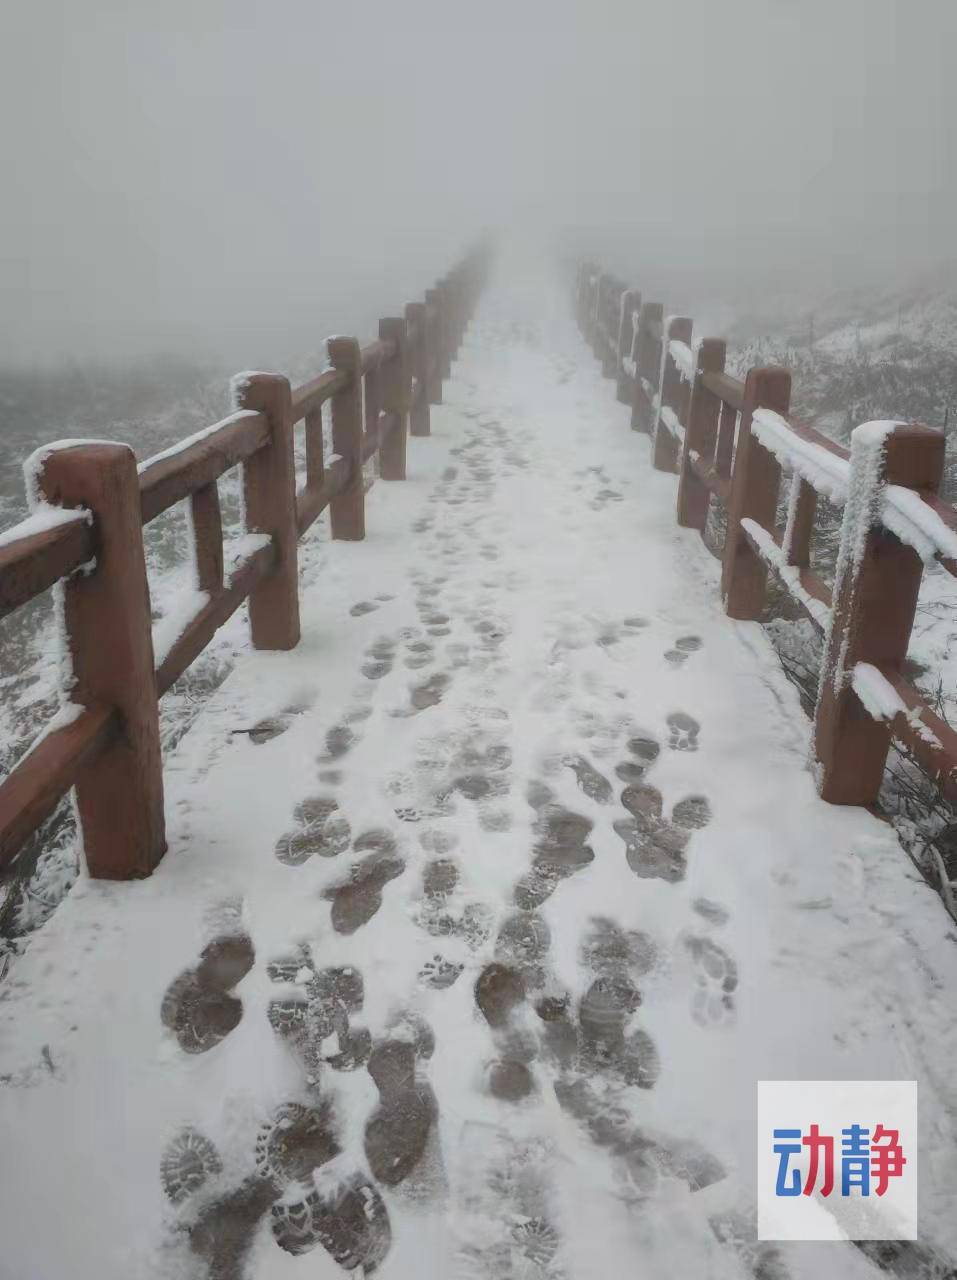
[575,259,957,812]
[0,244,491,880]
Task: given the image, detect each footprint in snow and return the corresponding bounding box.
[321,835,405,935]
[274,796,350,866]
[364,1035,439,1189]
[683,934,738,1028]
[412,850,494,951]
[266,947,370,1078]
[160,914,254,1055]
[160,1101,391,1273]
[362,636,396,681]
[667,711,701,752]
[664,635,703,666]
[613,782,712,883]
[514,802,595,909]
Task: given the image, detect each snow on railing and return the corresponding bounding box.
[752,409,849,504]
[576,256,957,833]
[740,517,831,629]
[883,484,957,566]
[137,410,262,473]
[668,339,695,384]
[0,242,490,882]
[752,410,957,566]
[851,663,943,747]
[0,504,91,552]
[658,405,684,442]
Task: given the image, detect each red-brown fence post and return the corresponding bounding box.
[677,338,727,531]
[592,274,607,362]
[652,316,692,473]
[378,316,410,481]
[405,301,430,437]
[36,442,166,879]
[600,279,619,379]
[578,264,595,342]
[424,288,443,405]
[616,288,642,404]
[813,422,945,805]
[327,337,366,540]
[437,278,452,381]
[720,367,791,618]
[573,263,585,335]
[631,302,664,433]
[233,373,300,650]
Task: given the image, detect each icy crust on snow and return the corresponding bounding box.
[138,409,262,473]
[0,504,90,552]
[668,339,695,384]
[740,517,832,629]
[851,663,943,747]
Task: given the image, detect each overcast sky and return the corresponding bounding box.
[1,0,953,365]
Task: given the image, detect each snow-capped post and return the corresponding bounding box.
[36,442,166,879]
[405,301,430,437]
[677,338,727,531]
[720,366,791,618]
[813,422,945,805]
[424,288,443,405]
[378,316,410,481]
[616,287,641,404]
[234,373,300,650]
[327,336,366,540]
[652,316,692,473]
[631,301,664,433]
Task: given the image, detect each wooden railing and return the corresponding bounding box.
[576,261,957,810]
[0,245,490,880]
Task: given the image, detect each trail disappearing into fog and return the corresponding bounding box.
[1,275,956,1280]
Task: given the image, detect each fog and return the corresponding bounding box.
[1,0,953,366]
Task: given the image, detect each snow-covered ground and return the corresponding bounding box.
[2,274,957,1280]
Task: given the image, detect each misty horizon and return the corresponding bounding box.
[1,0,954,368]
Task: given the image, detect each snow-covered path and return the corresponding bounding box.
[3,277,957,1280]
